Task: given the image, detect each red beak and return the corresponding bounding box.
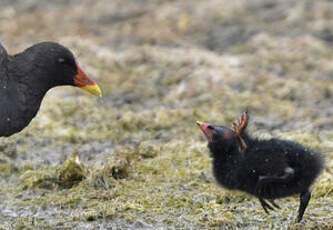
[74,61,102,96]
[196,121,213,142]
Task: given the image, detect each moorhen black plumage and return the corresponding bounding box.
[0,41,102,137]
[197,112,324,222]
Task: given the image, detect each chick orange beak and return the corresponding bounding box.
[196,121,213,142]
[74,61,102,96]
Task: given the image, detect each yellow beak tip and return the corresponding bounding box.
[80,84,102,96]
[196,121,203,126]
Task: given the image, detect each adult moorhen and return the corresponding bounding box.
[0,41,102,137]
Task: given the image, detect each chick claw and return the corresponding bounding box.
[259,198,275,214]
[232,111,249,151]
[232,111,248,134]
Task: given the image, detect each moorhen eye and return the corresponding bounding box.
[58,58,65,64]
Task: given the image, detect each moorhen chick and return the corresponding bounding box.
[0,41,102,137]
[197,112,324,222]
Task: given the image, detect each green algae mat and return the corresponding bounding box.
[0,0,332,229]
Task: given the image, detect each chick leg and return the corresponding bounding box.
[297,190,311,223]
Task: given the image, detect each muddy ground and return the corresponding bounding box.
[0,0,332,229]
